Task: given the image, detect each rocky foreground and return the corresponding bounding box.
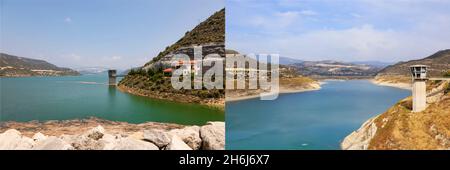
[0,118,224,150]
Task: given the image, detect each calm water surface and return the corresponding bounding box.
[226,80,409,149]
[0,74,224,125]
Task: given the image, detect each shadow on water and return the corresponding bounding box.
[108,86,116,98]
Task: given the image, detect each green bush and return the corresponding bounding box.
[147,69,155,77]
[445,83,450,94]
[443,70,450,77]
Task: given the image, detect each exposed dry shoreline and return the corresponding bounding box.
[226,84,321,102]
[117,84,224,110]
[226,77,413,102]
[370,79,411,90]
[371,75,412,90]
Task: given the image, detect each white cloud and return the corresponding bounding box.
[228,0,450,62]
[275,11,300,28]
[68,53,81,61]
[299,10,317,16]
[111,56,122,60]
[229,23,450,62]
[64,17,72,23]
[350,13,362,18]
[276,11,299,18]
[248,11,301,30]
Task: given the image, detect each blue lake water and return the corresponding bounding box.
[226,80,410,150]
[0,74,224,125]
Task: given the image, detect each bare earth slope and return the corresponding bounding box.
[374,49,450,88]
[342,80,450,150]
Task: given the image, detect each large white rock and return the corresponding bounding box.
[143,129,172,148]
[33,136,73,150]
[200,122,225,150]
[0,129,35,150]
[32,132,48,142]
[165,135,192,150]
[103,137,159,150]
[71,126,106,150]
[341,116,378,150]
[85,125,105,140]
[169,126,201,150]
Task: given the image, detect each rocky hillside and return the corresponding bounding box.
[290,60,382,78]
[342,80,450,150]
[145,8,225,66]
[0,53,80,77]
[374,49,450,84]
[0,118,225,150]
[225,52,321,101]
[118,9,225,107]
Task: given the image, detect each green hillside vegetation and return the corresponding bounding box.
[444,70,450,77]
[118,9,225,106]
[122,68,223,99]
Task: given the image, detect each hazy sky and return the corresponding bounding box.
[1,0,224,70]
[226,0,450,62]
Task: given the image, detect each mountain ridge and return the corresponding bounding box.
[0,53,80,77]
[373,49,450,87]
[377,49,450,78]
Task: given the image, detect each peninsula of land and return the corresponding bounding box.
[118,9,225,108]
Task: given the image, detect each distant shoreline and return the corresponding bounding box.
[226,83,322,102]
[370,79,411,90]
[225,78,413,102]
[0,74,81,78]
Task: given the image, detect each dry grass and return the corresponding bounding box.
[368,83,450,150]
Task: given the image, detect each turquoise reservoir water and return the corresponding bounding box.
[0,74,224,125]
[226,80,410,150]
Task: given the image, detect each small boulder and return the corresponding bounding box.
[143,129,172,148]
[169,126,201,150]
[32,132,48,142]
[165,135,192,150]
[200,122,225,150]
[0,129,35,150]
[86,125,105,140]
[33,136,73,150]
[98,133,119,147]
[71,126,106,150]
[128,131,144,140]
[104,137,159,150]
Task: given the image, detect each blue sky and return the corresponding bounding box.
[227,0,450,62]
[1,0,224,70]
